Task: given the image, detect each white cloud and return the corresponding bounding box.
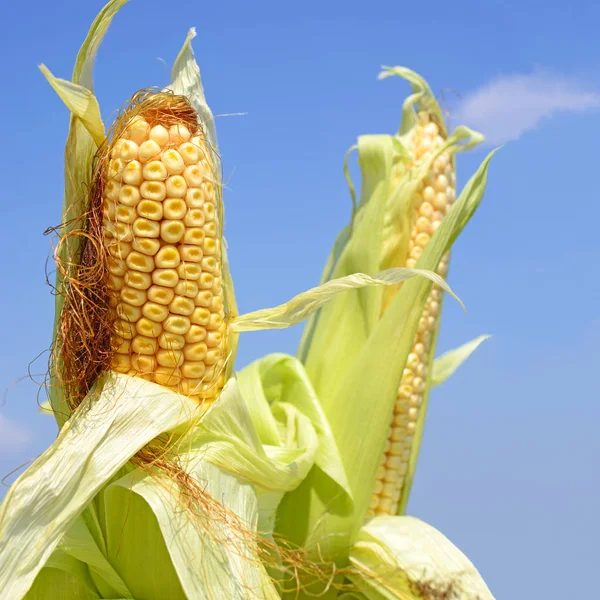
[455,71,600,145]
[0,414,33,451]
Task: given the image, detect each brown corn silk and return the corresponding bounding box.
[369,111,455,516]
[102,91,228,404]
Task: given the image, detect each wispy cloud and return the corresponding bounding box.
[0,414,33,452]
[455,71,600,145]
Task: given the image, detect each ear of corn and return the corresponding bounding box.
[369,110,455,517]
[103,103,228,403]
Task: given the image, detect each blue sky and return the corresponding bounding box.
[1,0,599,598]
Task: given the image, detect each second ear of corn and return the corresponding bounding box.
[102,95,227,403]
[369,111,455,516]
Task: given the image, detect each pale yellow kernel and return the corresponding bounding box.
[111,139,124,159]
[202,180,215,200]
[169,296,195,316]
[149,125,169,147]
[190,135,203,148]
[433,192,447,211]
[107,273,124,291]
[112,353,131,371]
[160,220,186,243]
[113,338,131,354]
[181,362,206,379]
[389,442,404,457]
[108,257,127,277]
[140,181,166,202]
[169,124,191,144]
[198,273,214,290]
[137,199,163,221]
[178,142,200,165]
[397,384,412,399]
[122,160,143,186]
[132,237,161,256]
[207,313,223,331]
[131,335,158,355]
[158,332,185,350]
[191,307,210,326]
[413,342,426,356]
[414,233,430,248]
[205,331,222,348]
[203,202,216,222]
[136,317,162,338]
[185,188,204,208]
[115,204,137,224]
[415,217,431,234]
[422,186,435,203]
[152,269,179,288]
[103,198,117,220]
[126,252,155,273]
[105,180,121,201]
[418,201,434,219]
[128,118,150,143]
[118,185,141,207]
[121,287,147,307]
[124,271,152,290]
[155,245,181,269]
[131,354,156,374]
[180,245,203,262]
[194,291,213,307]
[154,366,181,386]
[114,319,135,340]
[406,258,417,268]
[108,158,125,181]
[161,149,185,175]
[409,246,422,261]
[108,295,119,308]
[178,262,202,281]
[203,237,218,256]
[147,285,175,305]
[183,209,205,227]
[183,342,208,361]
[142,302,169,323]
[175,280,199,298]
[157,348,184,368]
[143,160,168,182]
[434,174,448,193]
[200,257,217,274]
[138,139,161,163]
[183,165,203,187]
[183,228,205,245]
[107,241,132,260]
[185,325,206,343]
[205,349,221,366]
[133,218,160,238]
[210,296,223,312]
[120,140,139,161]
[165,175,187,198]
[163,198,187,219]
[116,303,141,322]
[164,315,191,335]
[118,222,135,242]
[406,352,420,370]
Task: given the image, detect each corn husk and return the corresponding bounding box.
[348,516,494,600]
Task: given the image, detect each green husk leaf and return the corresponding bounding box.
[46,0,129,427]
[25,563,99,600]
[167,27,219,154]
[39,66,105,146]
[232,268,458,332]
[0,374,199,599]
[431,335,491,387]
[348,516,494,600]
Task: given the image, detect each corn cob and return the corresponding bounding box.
[103,94,227,403]
[369,111,455,515]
